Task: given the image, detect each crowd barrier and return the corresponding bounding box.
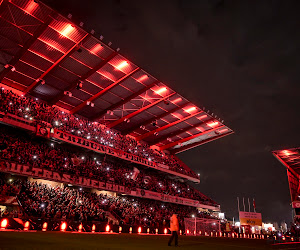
[1,217,284,241]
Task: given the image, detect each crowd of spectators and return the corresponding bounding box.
[0,175,21,203]
[0,87,197,178]
[0,124,216,206]
[2,177,216,227]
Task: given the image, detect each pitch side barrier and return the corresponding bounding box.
[0,112,200,183]
[0,160,219,210]
[1,217,274,241]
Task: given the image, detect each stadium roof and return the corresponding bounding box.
[273,148,300,176]
[0,0,233,153]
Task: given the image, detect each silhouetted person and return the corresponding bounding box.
[168,214,179,246]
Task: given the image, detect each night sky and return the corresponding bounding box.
[44,0,300,225]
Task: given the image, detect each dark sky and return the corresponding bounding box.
[44,0,300,225]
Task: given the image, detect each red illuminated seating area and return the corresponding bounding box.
[0,124,216,205]
[0,87,197,179]
[0,175,21,203]
[0,176,217,227]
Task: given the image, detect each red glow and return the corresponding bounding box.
[147,228,150,234]
[1,219,8,229]
[78,224,82,232]
[25,1,38,14]
[129,227,132,233]
[24,221,30,231]
[60,222,67,231]
[105,225,110,232]
[218,128,228,133]
[115,61,128,71]
[42,222,47,231]
[137,75,148,82]
[91,44,102,54]
[155,87,167,95]
[138,227,142,234]
[172,97,182,103]
[92,224,96,233]
[207,121,219,127]
[60,24,74,38]
[187,229,190,234]
[282,150,291,156]
[155,228,158,234]
[164,228,167,234]
[119,226,122,233]
[184,106,196,113]
[198,115,208,120]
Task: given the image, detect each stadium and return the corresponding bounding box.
[0,0,299,249]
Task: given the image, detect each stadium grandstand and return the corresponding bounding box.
[273,148,300,230]
[0,0,233,233]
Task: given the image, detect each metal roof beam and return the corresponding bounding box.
[273,152,300,179]
[136,110,203,141]
[107,92,176,129]
[49,51,118,105]
[0,12,53,82]
[122,103,189,135]
[149,118,216,146]
[159,125,226,151]
[70,67,140,114]
[91,80,159,121]
[24,33,91,94]
[170,131,233,154]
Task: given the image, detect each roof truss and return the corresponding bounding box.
[70,67,140,114]
[107,92,176,129]
[91,80,159,121]
[136,111,203,141]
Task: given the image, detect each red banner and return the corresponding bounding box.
[0,160,215,209]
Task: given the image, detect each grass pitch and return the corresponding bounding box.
[0,231,273,249]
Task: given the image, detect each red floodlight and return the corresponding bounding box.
[60,24,74,38]
[1,218,8,229]
[184,106,196,113]
[137,75,148,82]
[91,44,102,54]
[24,221,30,231]
[155,87,167,95]
[42,222,48,231]
[105,225,110,232]
[115,61,128,71]
[60,222,67,232]
[207,121,219,127]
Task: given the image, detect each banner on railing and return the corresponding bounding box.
[0,160,127,194]
[0,114,200,183]
[36,124,50,138]
[51,130,199,183]
[0,160,214,209]
[52,129,169,170]
[135,188,201,207]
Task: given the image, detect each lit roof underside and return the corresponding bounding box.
[0,0,233,153]
[273,148,300,175]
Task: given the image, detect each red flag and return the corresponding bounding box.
[71,156,82,166]
[131,167,140,181]
[253,199,256,209]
